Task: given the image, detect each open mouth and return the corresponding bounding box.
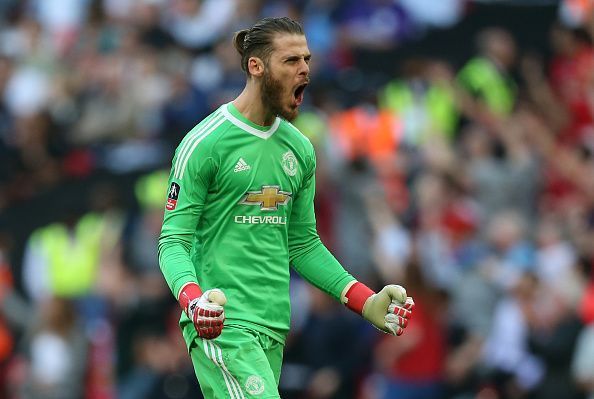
[293,83,308,106]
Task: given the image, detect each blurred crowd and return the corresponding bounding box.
[1,0,594,398]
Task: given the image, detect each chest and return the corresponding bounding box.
[211,133,306,213]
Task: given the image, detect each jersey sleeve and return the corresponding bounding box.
[288,148,355,300]
[158,138,217,299]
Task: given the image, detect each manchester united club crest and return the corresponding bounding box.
[281,150,297,176]
[245,375,265,395]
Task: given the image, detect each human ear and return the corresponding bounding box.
[247,57,264,77]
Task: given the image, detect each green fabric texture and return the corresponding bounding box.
[158,103,354,344]
[187,324,284,398]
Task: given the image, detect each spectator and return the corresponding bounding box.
[164,0,237,51]
[457,27,518,126]
[363,263,447,399]
[281,284,368,399]
[379,58,460,146]
[335,0,416,51]
[21,297,88,399]
[548,23,594,146]
[573,322,594,399]
[481,273,545,397]
[0,2,592,398]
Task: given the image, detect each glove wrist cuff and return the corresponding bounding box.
[344,282,375,315]
[178,282,203,312]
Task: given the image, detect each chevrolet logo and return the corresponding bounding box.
[239,185,292,211]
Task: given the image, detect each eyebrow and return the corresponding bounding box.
[283,54,312,62]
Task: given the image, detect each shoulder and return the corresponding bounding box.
[281,119,315,156]
[31,222,64,243]
[176,107,233,156]
[459,57,494,79]
[172,107,232,179]
[280,119,316,176]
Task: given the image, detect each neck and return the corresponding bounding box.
[232,81,276,126]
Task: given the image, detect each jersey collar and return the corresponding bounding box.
[222,103,280,139]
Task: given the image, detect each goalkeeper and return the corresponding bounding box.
[158,16,414,398]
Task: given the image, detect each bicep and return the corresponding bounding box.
[288,153,319,258]
[160,148,216,243]
[289,153,317,226]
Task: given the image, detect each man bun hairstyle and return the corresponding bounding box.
[233,17,304,75]
[233,29,249,58]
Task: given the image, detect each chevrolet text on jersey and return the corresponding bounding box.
[234,215,288,224]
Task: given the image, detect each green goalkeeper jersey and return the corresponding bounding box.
[158,102,355,344]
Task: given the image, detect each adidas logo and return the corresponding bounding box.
[233,158,251,173]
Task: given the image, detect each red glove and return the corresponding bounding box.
[178,283,227,339]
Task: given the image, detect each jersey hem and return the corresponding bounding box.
[179,314,288,349]
[225,319,287,344]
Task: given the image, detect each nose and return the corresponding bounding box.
[299,59,309,76]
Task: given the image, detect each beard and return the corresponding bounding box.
[261,68,298,122]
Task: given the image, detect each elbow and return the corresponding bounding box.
[158,235,192,264]
[289,238,323,265]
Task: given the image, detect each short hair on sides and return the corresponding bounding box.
[233,17,304,74]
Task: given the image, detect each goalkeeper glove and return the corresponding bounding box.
[178,283,227,339]
[342,282,414,336]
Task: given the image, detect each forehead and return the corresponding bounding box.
[270,34,309,58]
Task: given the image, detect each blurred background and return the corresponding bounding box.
[0,0,593,398]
